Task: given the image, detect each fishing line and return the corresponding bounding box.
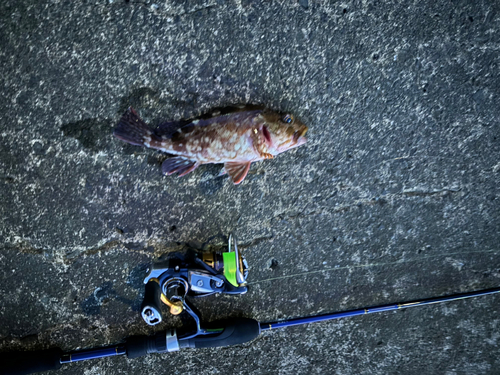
[249,248,499,285]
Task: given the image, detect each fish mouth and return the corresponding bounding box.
[295,127,307,147]
[292,126,308,145]
[285,136,307,151]
[296,136,307,146]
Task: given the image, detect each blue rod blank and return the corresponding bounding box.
[60,346,126,363]
[260,287,500,331]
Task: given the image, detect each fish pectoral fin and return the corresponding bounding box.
[224,162,251,185]
[162,157,199,177]
[260,152,274,159]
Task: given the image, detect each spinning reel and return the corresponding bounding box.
[141,233,249,327]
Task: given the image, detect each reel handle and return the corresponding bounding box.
[141,279,163,326]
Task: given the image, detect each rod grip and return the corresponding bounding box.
[126,332,167,359]
[0,348,62,375]
[183,318,260,349]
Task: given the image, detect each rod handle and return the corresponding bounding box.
[0,348,62,375]
[183,318,260,349]
[126,331,168,359]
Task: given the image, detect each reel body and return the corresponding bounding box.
[141,234,248,326]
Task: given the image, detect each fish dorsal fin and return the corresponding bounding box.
[156,118,215,139]
[197,104,265,120]
[156,104,266,138]
[155,120,191,138]
[154,105,264,142]
[224,162,251,185]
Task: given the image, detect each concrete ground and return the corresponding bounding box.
[1,0,499,374]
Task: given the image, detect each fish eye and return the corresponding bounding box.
[282,114,294,124]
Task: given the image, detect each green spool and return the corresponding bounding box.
[223,251,238,287]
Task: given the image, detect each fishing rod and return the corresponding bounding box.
[2,235,499,375]
[3,287,499,375]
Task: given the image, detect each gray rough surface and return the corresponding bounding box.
[1,0,499,374]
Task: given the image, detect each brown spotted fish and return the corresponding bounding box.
[113,106,308,184]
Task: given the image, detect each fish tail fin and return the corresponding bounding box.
[113,107,156,146]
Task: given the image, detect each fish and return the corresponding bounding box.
[113,105,308,184]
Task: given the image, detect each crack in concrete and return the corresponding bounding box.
[2,234,273,267]
[401,188,461,197]
[2,241,44,256]
[2,239,155,266]
[269,188,462,222]
[239,235,274,249]
[65,239,155,260]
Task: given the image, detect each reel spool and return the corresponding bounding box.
[141,233,248,326]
